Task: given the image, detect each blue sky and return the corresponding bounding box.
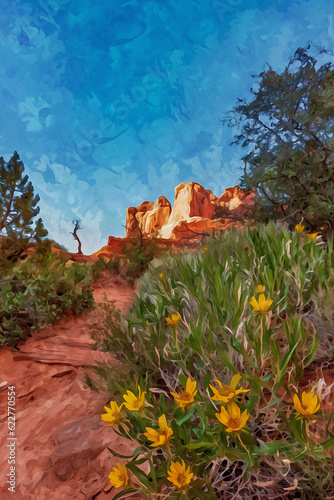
[1,0,333,253]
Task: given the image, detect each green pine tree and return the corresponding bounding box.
[0,151,48,241]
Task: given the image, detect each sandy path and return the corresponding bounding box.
[0,273,136,500]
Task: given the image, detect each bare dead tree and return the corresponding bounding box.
[70,219,83,255]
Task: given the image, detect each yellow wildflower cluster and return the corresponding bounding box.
[295,223,319,241]
[103,378,322,492]
[101,386,146,428]
[210,373,250,433]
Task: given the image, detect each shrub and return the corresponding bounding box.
[94,222,334,498]
[0,248,95,346]
[93,222,333,384]
[101,375,333,499]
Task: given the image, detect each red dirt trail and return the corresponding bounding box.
[0,273,137,500]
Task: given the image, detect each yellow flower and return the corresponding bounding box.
[108,462,129,488]
[158,272,164,280]
[123,385,146,411]
[101,401,123,426]
[143,414,173,447]
[171,377,197,412]
[216,402,249,433]
[166,313,181,326]
[249,293,273,313]
[257,284,264,292]
[210,373,250,403]
[293,391,320,417]
[295,224,305,233]
[167,459,193,489]
[203,246,209,252]
[307,232,318,242]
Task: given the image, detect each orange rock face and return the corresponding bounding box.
[168,182,217,222]
[141,196,172,236]
[125,181,255,242]
[93,182,255,257]
[93,237,127,258]
[126,200,154,238]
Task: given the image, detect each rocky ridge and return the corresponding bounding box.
[93,181,255,258]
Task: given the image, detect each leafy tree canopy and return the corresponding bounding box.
[226,45,334,233]
[0,151,47,241]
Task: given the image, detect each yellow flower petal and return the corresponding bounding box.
[294,391,320,417]
[216,402,249,433]
[143,414,173,447]
[123,386,146,411]
[171,378,197,411]
[249,296,259,310]
[167,460,193,489]
[108,462,129,488]
[230,373,242,390]
[101,401,123,426]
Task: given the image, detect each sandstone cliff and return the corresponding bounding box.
[125,181,255,241]
[92,181,255,258]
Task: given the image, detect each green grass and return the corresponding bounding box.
[93,222,334,499]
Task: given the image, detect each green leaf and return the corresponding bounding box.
[185,441,217,450]
[320,437,334,450]
[126,463,153,489]
[111,488,138,500]
[107,446,141,459]
[176,407,196,426]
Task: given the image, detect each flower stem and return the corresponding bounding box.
[173,326,178,350]
[260,316,264,366]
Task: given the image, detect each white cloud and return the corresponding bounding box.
[26,155,154,253]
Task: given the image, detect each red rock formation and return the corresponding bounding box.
[126,200,154,238]
[124,181,254,242]
[93,237,127,258]
[93,181,255,257]
[141,196,171,236]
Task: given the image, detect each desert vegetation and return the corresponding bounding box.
[93,222,334,499]
[0,153,97,346]
[0,242,96,346]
